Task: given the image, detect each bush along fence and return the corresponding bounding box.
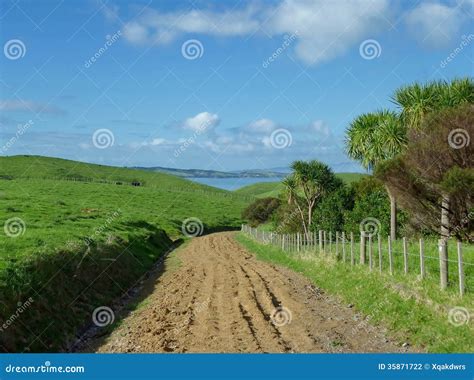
[241,225,473,297]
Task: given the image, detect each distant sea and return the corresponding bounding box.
[189,177,282,191]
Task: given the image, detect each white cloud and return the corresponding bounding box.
[309,120,331,137]
[405,2,465,47]
[246,118,276,133]
[116,0,390,65]
[122,6,259,45]
[181,111,220,132]
[150,138,167,145]
[264,0,390,65]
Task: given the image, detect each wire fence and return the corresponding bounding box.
[241,225,473,297]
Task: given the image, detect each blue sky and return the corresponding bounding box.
[0,0,472,172]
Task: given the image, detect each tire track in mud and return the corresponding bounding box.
[87,232,410,353]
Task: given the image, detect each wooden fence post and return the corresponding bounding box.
[335,231,339,259]
[419,238,425,279]
[377,234,382,273]
[403,237,408,275]
[368,235,373,271]
[342,232,346,262]
[319,230,323,254]
[350,232,354,266]
[323,231,327,253]
[360,232,366,264]
[457,241,465,297]
[388,236,393,275]
[439,239,448,290]
[329,232,332,254]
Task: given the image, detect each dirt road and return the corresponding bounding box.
[88,232,408,353]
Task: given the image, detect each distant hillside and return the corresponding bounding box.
[132,166,287,178]
[235,172,368,198]
[0,155,229,193]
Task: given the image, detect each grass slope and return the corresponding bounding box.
[0,156,249,352]
[236,234,473,352]
[235,173,368,198]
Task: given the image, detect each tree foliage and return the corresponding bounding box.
[377,104,474,241]
[242,197,281,227]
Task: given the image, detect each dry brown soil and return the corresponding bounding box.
[84,232,410,353]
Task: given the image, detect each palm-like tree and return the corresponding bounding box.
[393,78,474,129]
[392,78,474,239]
[283,160,340,238]
[345,110,407,240]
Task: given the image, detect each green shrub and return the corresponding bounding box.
[242,197,281,226]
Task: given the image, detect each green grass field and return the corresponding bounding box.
[236,233,474,352]
[0,156,249,352]
[235,172,367,198]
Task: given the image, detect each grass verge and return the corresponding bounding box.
[235,233,473,353]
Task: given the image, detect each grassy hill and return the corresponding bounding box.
[235,172,368,198]
[0,156,249,352]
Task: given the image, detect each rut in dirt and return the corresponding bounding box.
[83,232,409,353]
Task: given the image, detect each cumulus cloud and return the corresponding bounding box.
[405,2,466,47]
[181,111,220,132]
[122,6,259,45]
[264,0,390,65]
[246,118,277,133]
[114,0,391,65]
